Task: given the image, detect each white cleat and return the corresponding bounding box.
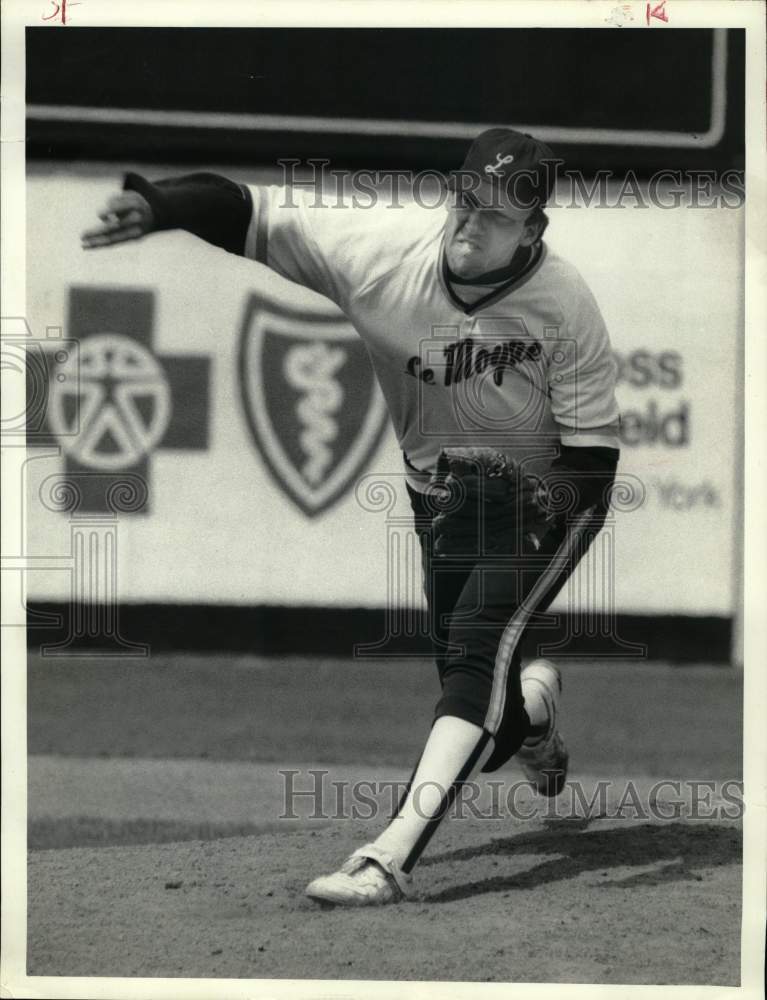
[517,658,569,798]
[305,843,412,907]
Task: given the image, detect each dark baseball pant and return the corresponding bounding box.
[397,485,606,871]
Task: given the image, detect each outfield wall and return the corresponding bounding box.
[18,165,743,634]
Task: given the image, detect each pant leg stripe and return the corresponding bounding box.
[401,730,492,873]
[484,508,595,734]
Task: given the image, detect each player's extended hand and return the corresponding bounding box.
[81,190,156,249]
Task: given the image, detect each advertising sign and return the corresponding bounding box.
[22,166,742,616]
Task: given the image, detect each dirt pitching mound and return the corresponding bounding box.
[28,806,740,985]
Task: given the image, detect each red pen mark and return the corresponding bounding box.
[42,0,81,24]
[646,0,669,25]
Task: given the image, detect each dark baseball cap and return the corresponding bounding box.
[449,128,557,215]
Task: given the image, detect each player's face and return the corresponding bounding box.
[444,189,538,279]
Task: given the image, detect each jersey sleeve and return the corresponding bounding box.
[548,276,621,450]
[244,186,373,310]
[123,172,253,254]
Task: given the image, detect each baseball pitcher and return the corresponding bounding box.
[83,129,620,906]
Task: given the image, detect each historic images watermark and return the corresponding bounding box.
[2,315,149,656]
[278,769,744,823]
[277,160,745,211]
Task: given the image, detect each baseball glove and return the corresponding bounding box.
[428,447,555,558]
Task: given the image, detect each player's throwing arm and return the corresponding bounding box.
[81,172,255,255]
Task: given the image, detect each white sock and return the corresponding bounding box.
[521,675,550,734]
[373,715,494,870]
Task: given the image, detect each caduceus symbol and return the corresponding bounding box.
[283,342,347,485]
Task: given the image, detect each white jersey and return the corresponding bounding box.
[245,186,620,490]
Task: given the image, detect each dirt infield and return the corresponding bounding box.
[26,654,743,985]
[28,803,741,983]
